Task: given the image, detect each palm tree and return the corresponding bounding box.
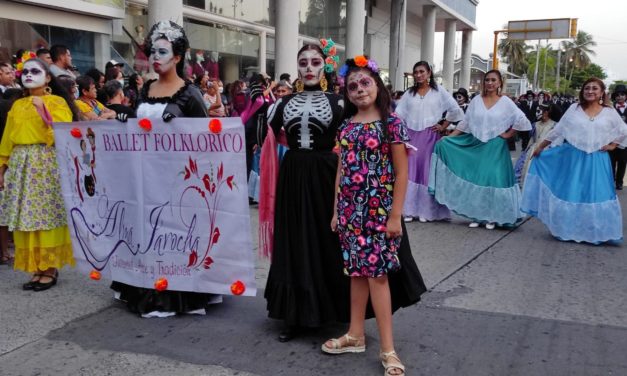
[563,31,597,80]
[498,37,530,75]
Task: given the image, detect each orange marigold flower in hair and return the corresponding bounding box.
[354,55,368,67]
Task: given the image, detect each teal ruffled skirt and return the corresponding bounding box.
[429,133,524,226]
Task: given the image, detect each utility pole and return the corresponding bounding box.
[533,40,541,89]
[542,40,548,89]
[556,48,561,92]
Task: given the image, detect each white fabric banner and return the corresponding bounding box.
[53,117,257,296]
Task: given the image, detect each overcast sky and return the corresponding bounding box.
[434,0,627,81]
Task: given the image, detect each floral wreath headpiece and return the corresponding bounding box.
[338,55,379,78]
[150,20,184,44]
[14,50,37,78]
[320,38,340,73]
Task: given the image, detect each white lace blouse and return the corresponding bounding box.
[457,95,531,142]
[395,84,464,132]
[544,103,627,153]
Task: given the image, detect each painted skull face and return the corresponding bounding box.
[21,60,48,89]
[150,38,177,74]
[297,49,325,87]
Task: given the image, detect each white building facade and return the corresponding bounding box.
[0,0,477,90]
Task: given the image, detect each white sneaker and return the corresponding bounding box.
[485,222,496,230]
[403,216,414,223]
[418,217,428,223]
[468,222,480,228]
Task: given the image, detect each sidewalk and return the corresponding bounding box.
[1,194,626,375]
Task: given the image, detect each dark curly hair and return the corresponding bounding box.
[144,21,189,79]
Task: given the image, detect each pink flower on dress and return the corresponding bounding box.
[376,224,386,232]
[346,151,356,163]
[367,253,379,264]
[365,137,379,149]
[352,174,364,184]
[357,236,366,246]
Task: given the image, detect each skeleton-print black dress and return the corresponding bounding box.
[263,89,426,327]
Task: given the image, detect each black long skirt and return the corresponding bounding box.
[110,282,216,315]
[264,149,427,327]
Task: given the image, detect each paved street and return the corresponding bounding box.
[1,187,627,375]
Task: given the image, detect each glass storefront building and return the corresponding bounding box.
[0,0,346,84]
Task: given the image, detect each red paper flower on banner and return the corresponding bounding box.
[230,280,245,295]
[226,175,234,190]
[209,119,222,133]
[138,118,152,132]
[89,270,101,280]
[154,277,168,291]
[70,128,82,138]
[188,250,198,267]
[203,256,214,269]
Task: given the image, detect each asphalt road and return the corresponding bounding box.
[1,186,626,375]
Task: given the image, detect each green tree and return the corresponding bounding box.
[569,63,606,90]
[563,31,597,80]
[498,37,530,76]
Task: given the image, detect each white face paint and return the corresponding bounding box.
[297,49,325,87]
[150,38,177,75]
[21,61,48,89]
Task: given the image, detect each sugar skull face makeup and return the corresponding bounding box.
[297,49,325,87]
[150,38,177,74]
[21,60,48,89]
[346,70,377,109]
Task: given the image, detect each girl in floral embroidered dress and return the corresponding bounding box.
[321,56,423,376]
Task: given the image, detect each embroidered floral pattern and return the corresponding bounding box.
[336,114,409,277]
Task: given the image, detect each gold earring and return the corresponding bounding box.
[320,76,328,92]
[295,79,304,93]
[44,86,52,95]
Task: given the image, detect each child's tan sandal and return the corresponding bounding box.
[321,333,366,354]
[380,350,405,376]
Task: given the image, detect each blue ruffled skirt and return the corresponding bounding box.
[521,142,623,244]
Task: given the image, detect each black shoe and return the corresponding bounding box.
[22,281,38,290]
[22,274,42,290]
[617,185,623,190]
[278,326,300,342]
[33,271,58,292]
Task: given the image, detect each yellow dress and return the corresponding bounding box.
[0,95,75,272]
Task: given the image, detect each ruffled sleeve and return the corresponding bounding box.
[46,96,72,146]
[387,114,410,144]
[394,91,410,120]
[609,110,627,146]
[0,106,16,166]
[508,98,532,131]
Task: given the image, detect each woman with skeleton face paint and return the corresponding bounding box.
[0,56,79,291]
[110,21,213,317]
[261,44,348,342]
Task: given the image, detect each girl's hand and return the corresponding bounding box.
[601,143,618,152]
[385,216,402,239]
[330,213,338,232]
[32,96,44,109]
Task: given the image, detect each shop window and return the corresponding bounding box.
[184,0,206,9]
